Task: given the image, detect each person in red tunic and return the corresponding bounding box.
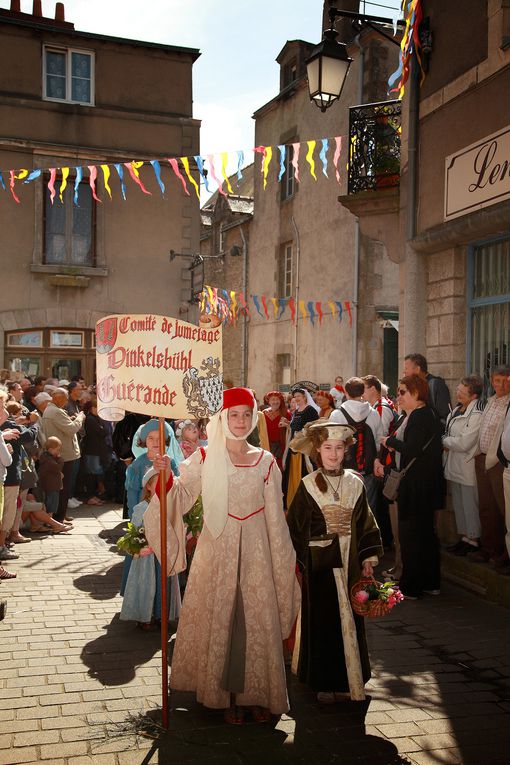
[262,391,290,471]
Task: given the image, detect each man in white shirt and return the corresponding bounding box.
[330,377,382,514]
[470,366,510,567]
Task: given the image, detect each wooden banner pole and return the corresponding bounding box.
[158,417,169,729]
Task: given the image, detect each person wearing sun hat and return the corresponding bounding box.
[145,387,300,725]
[286,418,383,704]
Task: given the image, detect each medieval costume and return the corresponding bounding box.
[282,388,319,508]
[262,391,290,470]
[287,421,383,700]
[144,388,300,716]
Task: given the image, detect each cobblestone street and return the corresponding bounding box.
[1,504,510,765]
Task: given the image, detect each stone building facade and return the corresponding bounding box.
[246,28,400,397]
[200,164,254,387]
[0,1,200,382]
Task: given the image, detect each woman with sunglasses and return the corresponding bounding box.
[381,375,443,599]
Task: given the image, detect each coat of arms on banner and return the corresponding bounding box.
[183,357,223,417]
[96,317,118,354]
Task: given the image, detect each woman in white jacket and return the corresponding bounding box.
[443,376,484,556]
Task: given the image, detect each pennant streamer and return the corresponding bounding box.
[113,164,126,200]
[24,169,42,184]
[291,143,301,183]
[333,137,342,184]
[181,156,200,199]
[59,167,70,203]
[252,295,264,319]
[344,301,353,327]
[288,298,297,325]
[9,170,21,203]
[262,147,273,190]
[150,161,165,196]
[260,295,270,320]
[168,158,189,196]
[270,297,279,318]
[100,165,112,199]
[207,154,227,197]
[319,139,329,177]
[306,141,317,181]
[236,151,244,184]
[47,168,57,205]
[307,301,316,325]
[388,0,425,99]
[194,155,210,193]
[220,153,234,194]
[335,301,344,322]
[74,167,83,205]
[0,171,5,190]
[88,165,102,204]
[315,301,324,324]
[125,161,152,195]
[278,145,286,181]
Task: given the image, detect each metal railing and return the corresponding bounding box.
[348,99,401,194]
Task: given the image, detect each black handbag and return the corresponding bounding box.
[308,533,342,572]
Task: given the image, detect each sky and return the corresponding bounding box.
[10,0,402,158]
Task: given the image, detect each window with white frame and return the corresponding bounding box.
[278,242,293,298]
[44,177,95,266]
[43,46,94,105]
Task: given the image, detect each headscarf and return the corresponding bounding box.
[202,388,258,539]
[264,390,287,418]
[292,387,321,414]
[131,418,184,468]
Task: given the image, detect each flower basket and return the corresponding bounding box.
[350,577,403,618]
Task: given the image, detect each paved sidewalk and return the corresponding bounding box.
[1,504,510,764]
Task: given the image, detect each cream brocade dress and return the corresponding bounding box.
[144,447,301,714]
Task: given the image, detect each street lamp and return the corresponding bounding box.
[306,2,404,112]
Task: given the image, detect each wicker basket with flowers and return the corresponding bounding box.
[350,577,404,618]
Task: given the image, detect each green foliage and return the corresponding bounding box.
[183,495,203,538]
[117,522,148,556]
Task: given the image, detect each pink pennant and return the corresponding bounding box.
[344,300,352,327]
[124,162,152,195]
[87,166,102,203]
[168,158,190,196]
[9,170,21,204]
[46,168,58,205]
[333,137,342,183]
[206,155,227,197]
[291,142,300,183]
[238,292,251,316]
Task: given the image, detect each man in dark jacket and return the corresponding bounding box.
[404,353,451,431]
[0,412,38,559]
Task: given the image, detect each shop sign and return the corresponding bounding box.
[445,124,510,220]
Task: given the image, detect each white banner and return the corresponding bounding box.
[95,313,223,421]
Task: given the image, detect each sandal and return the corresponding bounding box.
[250,706,271,723]
[0,566,17,580]
[224,705,245,725]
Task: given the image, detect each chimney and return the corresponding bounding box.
[10,1,21,11]
[55,2,65,22]
[33,0,43,16]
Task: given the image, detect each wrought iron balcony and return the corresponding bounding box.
[348,99,401,194]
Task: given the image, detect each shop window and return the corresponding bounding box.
[43,180,95,266]
[468,237,510,387]
[43,46,94,105]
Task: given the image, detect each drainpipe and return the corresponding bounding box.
[407,56,419,241]
[239,225,248,386]
[352,33,365,375]
[291,215,300,382]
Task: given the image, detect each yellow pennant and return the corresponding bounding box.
[328,300,337,319]
[270,297,279,318]
[299,300,308,320]
[306,140,317,180]
[262,146,273,189]
[230,290,238,314]
[15,169,29,180]
[59,167,70,202]
[101,164,112,199]
[220,153,233,194]
[181,156,200,199]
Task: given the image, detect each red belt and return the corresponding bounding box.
[228,506,264,521]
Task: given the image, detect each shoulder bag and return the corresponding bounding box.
[382,434,435,502]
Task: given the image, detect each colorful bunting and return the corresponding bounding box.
[0,134,349,204]
[260,295,270,320]
[388,0,425,99]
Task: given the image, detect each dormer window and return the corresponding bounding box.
[43,46,94,105]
